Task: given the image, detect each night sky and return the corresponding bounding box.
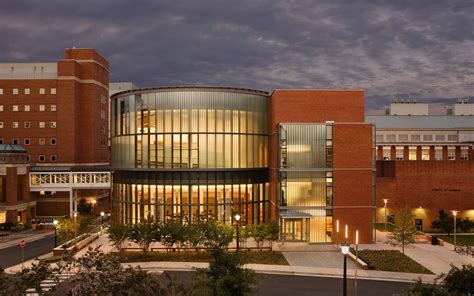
[1,0,473,113]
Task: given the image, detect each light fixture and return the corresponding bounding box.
[101,211,105,217]
[235,213,241,221]
[341,245,350,255]
[53,219,58,225]
[452,210,459,217]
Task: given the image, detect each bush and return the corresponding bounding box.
[129,222,161,252]
[202,220,234,250]
[107,223,131,252]
[11,223,26,232]
[0,222,15,231]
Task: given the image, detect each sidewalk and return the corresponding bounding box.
[0,230,54,250]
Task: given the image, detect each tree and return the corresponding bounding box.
[388,208,417,254]
[161,221,183,251]
[129,222,161,252]
[202,221,234,250]
[77,199,93,216]
[107,223,131,252]
[252,224,267,251]
[238,225,252,249]
[191,250,260,296]
[186,222,206,251]
[56,217,81,241]
[442,264,474,295]
[407,278,445,296]
[458,218,474,233]
[431,209,454,235]
[265,222,280,249]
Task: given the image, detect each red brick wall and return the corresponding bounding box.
[376,160,474,230]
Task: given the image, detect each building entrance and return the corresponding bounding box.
[282,219,307,241]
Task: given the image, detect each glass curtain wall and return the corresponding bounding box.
[279,123,333,243]
[110,88,269,225]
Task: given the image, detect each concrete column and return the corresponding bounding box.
[69,188,73,217]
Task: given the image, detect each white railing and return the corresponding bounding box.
[30,172,111,189]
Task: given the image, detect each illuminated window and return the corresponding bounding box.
[51,105,56,111]
[39,138,46,145]
[39,122,45,128]
[0,89,3,95]
[0,122,3,128]
[24,122,30,128]
[12,122,19,128]
[24,88,30,95]
[50,122,56,128]
[0,105,3,111]
[409,147,417,160]
[13,88,18,95]
[421,147,430,160]
[51,88,56,94]
[0,212,6,224]
[39,105,45,111]
[24,105,30,112]
[13,105,19,111]
[39,88,45,95]
[448,147,455,160]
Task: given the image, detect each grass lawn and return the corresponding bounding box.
[116,250,289,265]
[437,235,474,246]
[352,249,433,274]
[374,223,396,232]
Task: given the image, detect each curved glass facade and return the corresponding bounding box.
[111,88,270,224]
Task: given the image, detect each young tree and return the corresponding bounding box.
[388,207,417,254]
[192,250,260,296]
[458,218,474,233]
[186,222,206,251]
[77,199,93,216]
[265,221,280,249]
[239,225,252,249]
[161,221,182,251]
[56,217,81,241]
[129,222,161,252]
[252,224,267,251]
[202,221,234,250]
[106,223,131,252]
[431,209,454,235]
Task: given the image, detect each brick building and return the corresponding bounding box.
[110,87,375,244]
[0,48,111,221]
[367,100,474,231]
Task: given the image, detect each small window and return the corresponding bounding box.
[411,135,421,141]
[435,135,445,141]
[51,155,57,162]
[461,147,468,160]
[100,94,106,104]
[24,122,30,128]
[24,88,30,95]
[386,135,396,141]
[398,134,408,142]
[13,105,19,111]
[409,147,417,160]
[423,135,433,141]
[448,147,455,160]
[51,88,56,95]
[39,155,45,162]
[448,135,457,141]
[39,88,45,95]
[396,147,404,160]
[26,155,30,161]
[13,88,19,95]
[0,139,3,144]
[39,105,45,111]
[39,122,45,128]
[39,138,46,145]
[51,105,56,111]
[383,147,391,160]
[435,147,443,160]
[0,105,3,111]
[12,122,19,128]
[13,139,19,145]
[50,121,57,128]
[0,122,3,128]
[0,89,3,95]
[51,138,56,145]
[24,105,30,112]
[100,109,106,119]
[24,138,30,145]
[422,147,430,160]
[375,134,383,142]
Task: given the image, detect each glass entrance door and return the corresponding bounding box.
[283,219,307,241]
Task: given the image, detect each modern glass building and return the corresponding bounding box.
[110,87,270,225]
[110,87,375,244]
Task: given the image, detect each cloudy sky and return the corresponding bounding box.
[1,0,473,113]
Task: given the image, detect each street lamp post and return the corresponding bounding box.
[53,219,59,247]
[235,213,241,251]
[73,212,77,249]
[336,220,340,250]
[341,224,349,296]
[101,211,105,225]
[452,211,458,249]
[91,199,96,215]
[383,199,389,231]
[355,230,359,296]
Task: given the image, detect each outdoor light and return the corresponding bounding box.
[355,230,360,296]
[383,199,389,231]
[234,213,241,251]
[341,245,350,255]
[101,211,105,217]
[336,220,340,250]
[101,211,105,228]
[53,219,58,247]
[345,224,348,242]
[452,210,459,249]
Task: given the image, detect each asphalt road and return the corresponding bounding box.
[163,271,411,296]
[0,234,55,269]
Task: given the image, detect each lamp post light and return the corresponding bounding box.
[335,220,340,250]
[341,224,349,296]
[73,212,77,249]
[235,213,241,251]
[53,219,58,247]
[383,199,389,231]
[101,211,105,225]
[452,210,459,249]
[355,230,359,296]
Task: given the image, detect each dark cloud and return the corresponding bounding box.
[1,0,473,110]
